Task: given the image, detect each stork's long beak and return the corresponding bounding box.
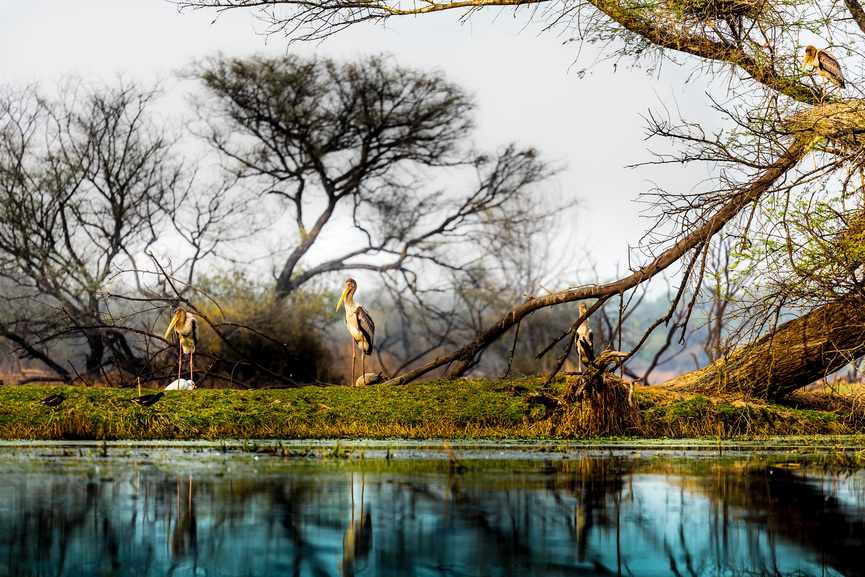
[164,316,178,340]
[802,60,808,72]
[336,286,350,312]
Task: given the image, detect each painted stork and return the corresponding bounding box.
[336,278,375,387]
[802,45,845,102]
[164,307,199,384]
[40,393,66,407]
[130,391,164,408]
[576,302,595,371]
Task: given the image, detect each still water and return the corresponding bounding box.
[0,440,863,577]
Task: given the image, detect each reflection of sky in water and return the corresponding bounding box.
[0,446,861,576]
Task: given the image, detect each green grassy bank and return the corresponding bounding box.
[1,376,863,441]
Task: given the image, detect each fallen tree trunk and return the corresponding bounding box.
[663,292,865,400]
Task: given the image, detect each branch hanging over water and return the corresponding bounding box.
[384,138,807,386]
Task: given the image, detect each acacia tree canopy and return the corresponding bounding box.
[189,53,555,298]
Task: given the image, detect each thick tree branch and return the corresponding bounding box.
[663,290,865,400]
[844,0,865,36]
[0,326,73,382]
[176,0,822,105]
[587,0,819,105]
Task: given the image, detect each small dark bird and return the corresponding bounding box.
[802,45,845,102]
[130,392,164,408]
[40,393,66,407]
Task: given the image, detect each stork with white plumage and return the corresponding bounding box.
[165,378,196,391]
[336,278,376,387]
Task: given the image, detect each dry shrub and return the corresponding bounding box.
[196,271,335,387]
[555,375,647,437]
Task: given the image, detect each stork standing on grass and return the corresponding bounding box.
[576,302,595,372]
[802,45,845,103]
[336,278,375,387]
[164,307,199,384]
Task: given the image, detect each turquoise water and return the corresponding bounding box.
[0,441,862,576]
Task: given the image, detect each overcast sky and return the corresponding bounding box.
[0,0,717,288]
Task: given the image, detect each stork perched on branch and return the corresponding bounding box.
[336,278,375,387]
[802,45,845,103]
[164,307,199,384]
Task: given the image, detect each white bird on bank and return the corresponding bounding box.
[355,372,387,387]
[165,379,196,391]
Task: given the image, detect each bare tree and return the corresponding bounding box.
[373,189,562,377]
[0,56,557,387]
[187,54,555,299]
[0,79,233,379]
[185,53,560,380]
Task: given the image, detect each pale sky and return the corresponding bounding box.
[0,0,716,289]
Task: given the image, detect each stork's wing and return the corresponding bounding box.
[191,317,200,350]
[578,327,595,365]
[818,50,845,87]
[356,306,375,355]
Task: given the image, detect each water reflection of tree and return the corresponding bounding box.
[358,457,634,575]
[692,466,865,577]
[0,456,863,576]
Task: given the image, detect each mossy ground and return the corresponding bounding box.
[1,375,863,441]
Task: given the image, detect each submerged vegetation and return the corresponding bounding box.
[2,376,864,441]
